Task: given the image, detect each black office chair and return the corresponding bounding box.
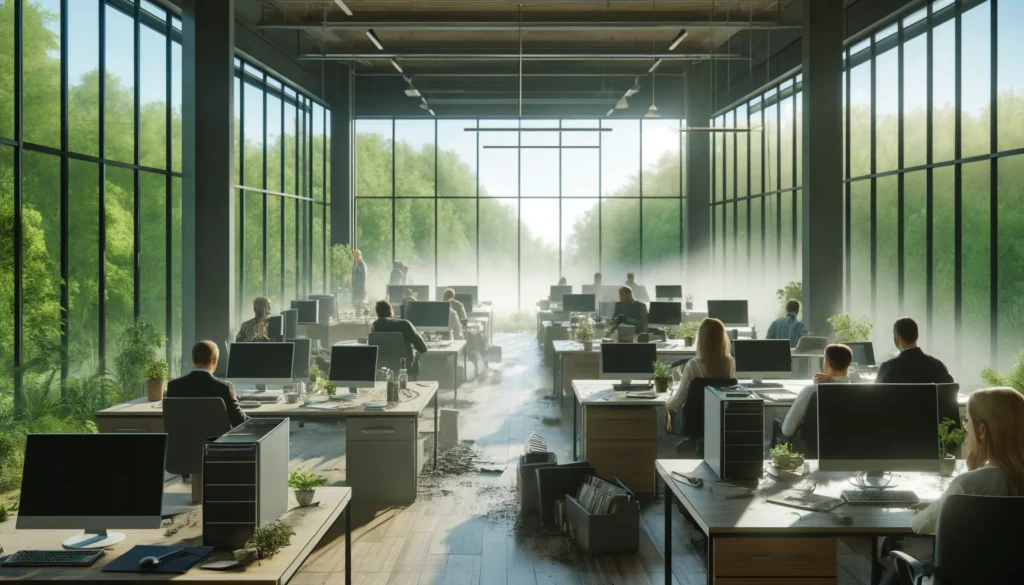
[890,494,1024,584]
[674,377,738,457]
[771,392,818,459]
[164,397,232,503]
[369,332,412,378]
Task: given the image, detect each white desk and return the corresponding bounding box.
[552,339,696,405]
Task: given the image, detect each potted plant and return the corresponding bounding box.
[324,381,337,397]
[684,295,694,310]
[938,417,966,477]
[675,321,701,347]
[575,320,595,351]
[288,467,328,507]
[652,360,672,393]
[144,360,168,402]
[827,313,873,342]
[308,365,322,393]
[770,442,805,472]
[244,521,295,561]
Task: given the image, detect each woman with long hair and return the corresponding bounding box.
[236,296,272,343]
[665,318,735,431]
[352,249,367,305]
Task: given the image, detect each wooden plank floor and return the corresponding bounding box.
[285,333,872,585]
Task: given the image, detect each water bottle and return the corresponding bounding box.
[399,358,408,390]
[386,369,400,403]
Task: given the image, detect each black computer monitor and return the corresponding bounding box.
[404,301,451,333]
[309,294,336,323]
[549,285,573,304]
[707,300,749,327]
[599,343,657,385]
[268,315,284,342]
[734,339,792,383]
[287,337,312,381]
[388,284,431,303]
[648,302,683,326]
[328,345,379,390]
[655,285,683,300]
[562,293,596,313]
[454,293,474,312]
[281,308,299,339]
[291,299,320,325]
[846,342,875,367]
[226,342,295,385]
[817,383,939,474]
[18,433,167,548]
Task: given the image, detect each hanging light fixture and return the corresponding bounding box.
[646,1,660,118]
[606,108,615,117]
[615,96,629,109]
[625,77,640,97]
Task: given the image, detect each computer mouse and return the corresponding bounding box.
[139,556,160,570]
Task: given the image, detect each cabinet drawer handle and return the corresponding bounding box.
[750,554,811,561]
[606,419,640,424]
[361,428,396,435]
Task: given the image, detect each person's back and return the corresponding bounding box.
[878,317,953,384]
[767,300,808,347]
[371,299,428,373]
[389,262,404,286]
[166,341,249,428]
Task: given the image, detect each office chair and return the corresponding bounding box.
[793,336,828,353]
[673,377,738,457]
[890,495,1024,584]
[164,397,232,504]
[771,392,818,459]
[369,332,413,378]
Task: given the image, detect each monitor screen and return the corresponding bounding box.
[562,293,596,313]
[549,285,573,303]
[268,315,284,342]
[281,308,299,339]
[18,433,166,528]
[655,285,683,299]
[310,294,336,322]
[226,342,295,383]
[734,339,792,378]
[600,343,657,377]
[454,293,474,311]
[631,285,650,303]
[329,345,379,386]
[388,285,430,303]
[846,342,875,366]
[648,302,683,326]
[707,300,749,326]
[818,384,939,472]
[291,299,320,324]
[599,301,617,319]
[404,301,451,331]
[287,338,312,380]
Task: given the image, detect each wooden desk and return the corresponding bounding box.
[301,319,371,347]
[656,459,954,585]
[572,380,670,494]
[0,487,353,585]
[554,340,696,405]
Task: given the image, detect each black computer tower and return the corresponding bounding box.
[203,418,289,549]
[704,386,764,480]
[280,308,299,340]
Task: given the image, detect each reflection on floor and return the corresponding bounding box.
[287,333,872,585]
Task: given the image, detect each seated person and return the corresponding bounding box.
[236,296,272,342]
[558,276,568,286]
[442,291,465,342]
[612,286,649,333]
[766,300,808,347]
[665,318,735,433]
[371,299,428,376]
[780,343,853,438]
[166,340,249,428]
[593,272,602,286]
[877,317,953,384]
[444,288,468,325]
[625,272,638,289]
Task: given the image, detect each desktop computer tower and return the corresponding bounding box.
[704,386,764,481]
[202,417,289,549]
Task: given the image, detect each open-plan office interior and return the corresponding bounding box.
[0,0,1022,584]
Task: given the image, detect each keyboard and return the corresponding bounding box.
[841,490,920,505]
[2,549,104,567]
[239,401,262,409]
[613,384,653,391]
[238,393,281,404]
[743,382,784,389]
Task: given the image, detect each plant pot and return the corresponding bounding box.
[654,377,669,393]
[284,392,299,404]
[146,379,165,402]
[295,489,315,507]
[684,337,694,347]
[771,454,805,473]
[582,341,593,352]
[939,454,956,477]
[685,302,694,310]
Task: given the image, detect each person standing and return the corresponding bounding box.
[767,300,809,347]
[389,261,404,286]
[352,249,367,305]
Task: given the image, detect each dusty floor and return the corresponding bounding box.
[286,333,873,585]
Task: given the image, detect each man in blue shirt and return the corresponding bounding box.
[767,300,808,347]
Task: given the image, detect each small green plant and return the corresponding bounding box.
[144,360,168,381]
[652,361,671,380]
[324,381,337,397]
[770,443,804,471]
[288,467,329,491]
[684,294,694,304]
[0,505,8,522]
[770,442,802,459]
[574,320,594,343]
[776,281,802,317]
[245,521,295,560]
[113,319,167,399]
[938,417,967,457]
[675,321,701,342]
[827,313,873,342]
[309,365,322,384]
[329,243,355,290]
[981,352,1024,394]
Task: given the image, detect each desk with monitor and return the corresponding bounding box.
[552,339,695,406]
[707,299,757,339]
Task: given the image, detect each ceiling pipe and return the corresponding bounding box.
[299,53,749,61]
[259,20,800,31]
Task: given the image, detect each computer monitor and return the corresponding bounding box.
[268,315,284,342]
[599,301,617,319]
[388,284,430,303]
[454,293,475,313]
[281,308,299,339]
[600,343,657,386]
[287,337,312,381]
[309,294,337,323]
[602,285,622,302]
[291,299,320,325]
[648,302,683,326]
[655,285,683,300]
[707,299,749,327]
[404,301,451,333]
[437,285,478,307]
[549,285,573,304]
[18,433,167,548]
[734,339,792,383]
[562,293,596,314]
[817,383,939,475]
[631,285,650,303]
[226,342,295,385]
[846,341,875,367]
[329,345,379,391]
[581,284,599,297]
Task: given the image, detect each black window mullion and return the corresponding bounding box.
[953,3,963,373]
[897,20,906,316]
[60,0,70,384]
[990,0,999,358]
[13,0,24,411]
[845,58,852,311]
[925,8,934,348]
[262,74,268,297]
[133,0,142,319]
[870,40,878,324]
[165,12,173,372]
[238,64,246,320]
[279,93,285,301]
[97,0,108,372]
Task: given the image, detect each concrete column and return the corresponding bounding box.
[328,63,353,250]
[181,0,235,374]
[801,0,845,337]
[685,63,712,284]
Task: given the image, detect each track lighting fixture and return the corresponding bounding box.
[645,104,660,118]
[390,59,403,74]
[366,29,383,51]
[668,29,688,51]
[625,77,640,97]
[648,59,662,73]
[615,96,629,110]
[333,0,352,16]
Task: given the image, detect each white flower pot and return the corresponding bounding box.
[295,489,315,507]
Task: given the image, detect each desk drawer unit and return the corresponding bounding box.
[582,404,658,493]
[584,406,656,441]
[713,537,837,583]
[346,417,418,503]
[95,415,164,434]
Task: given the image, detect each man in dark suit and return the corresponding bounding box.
[371,299,428,377]
[877,317,954,384]
[166,340,249,428]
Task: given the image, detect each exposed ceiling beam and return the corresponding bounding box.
[300,52,748,61]
[260,20,800,31]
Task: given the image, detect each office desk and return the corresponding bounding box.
[301,319,371,347]
[571,380,670,494]
[657,459,956,585]
[0,487,353,585]
[553,340,695,404]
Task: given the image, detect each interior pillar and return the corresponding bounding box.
[685,63,712,288]
[328,63,353,251]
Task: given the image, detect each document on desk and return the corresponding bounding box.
[306,402,355,411]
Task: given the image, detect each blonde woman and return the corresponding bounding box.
[352,249,367,304]
[236,296,272,343]
[665,318,735,432]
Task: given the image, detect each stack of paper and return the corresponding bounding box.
[575,476,630,515]
[525,432,548,454]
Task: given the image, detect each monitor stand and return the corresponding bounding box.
[64,529,126,549]
[613,379,649,391]
[745,378,783,389]
[850,471,897,490]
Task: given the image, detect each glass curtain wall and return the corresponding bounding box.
[355,119,686,313]
[0,0,183,400]
[233,58,330,325]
